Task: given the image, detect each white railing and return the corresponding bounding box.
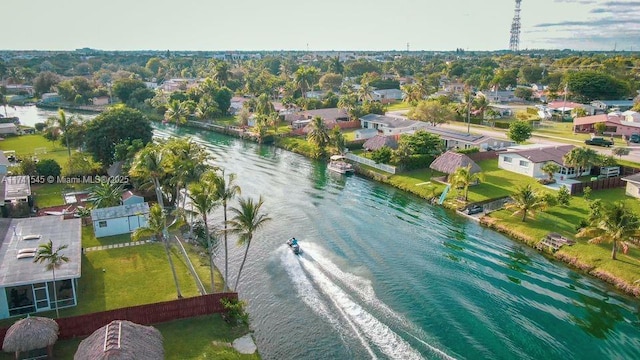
[344,153,396,174]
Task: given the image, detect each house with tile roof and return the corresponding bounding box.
[573,112,640,137]
[497,144,590,179]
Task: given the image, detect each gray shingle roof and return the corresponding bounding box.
[91,202,150,221]
[422,126,487,143]
[622,173,640,184]
[503,145,575,164]
[360,114,422,129]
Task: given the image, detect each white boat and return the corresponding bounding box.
[328,155,354,174]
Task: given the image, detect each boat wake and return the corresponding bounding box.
[282,244,456,359]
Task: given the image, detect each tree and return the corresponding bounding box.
[89,180,123,209]
[319,73,343,92]
[612,147,630,158]
[210,171,241,292]
[566,71,630,102]
[132,203,185,298]
[556,185,571,206]
[577,202,640,260]
[47,109,74,158]
[514,87,533,101]
[307,116,330,158]
[112,78,148,104]
[329,126,346,155]
[33,71,60,96]
[294,66,320,98]
[35,159,61,178]
[408,100,455,125]
[85,105,153,166]
[228,196,271,291]
[449,165,480,201]
[165,100,189,127]
[473,94,490,119]
[594,122,606,135]
[33,240,69,318]
[541,162,561,181]
[563,146,600,177]
[572,107,588,118]
[188,175,219,292]
[505,184,548,222]
[130,143,169,209]
[507,120,533,143]
[371,146,393,164]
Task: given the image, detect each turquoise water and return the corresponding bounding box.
[154,124,640,359]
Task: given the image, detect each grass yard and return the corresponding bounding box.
[81,226,135,248]
[213,115,239,126]
[183,242,225,293]
[32,183,92,208]
[388,169,446,199]
[0,134,72,166]
[385,101,412,111]
[3,314,259,360]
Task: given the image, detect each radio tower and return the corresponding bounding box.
[509,0,522,52]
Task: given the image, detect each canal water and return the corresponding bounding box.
[2,105,97,127]
[153,124,640,360]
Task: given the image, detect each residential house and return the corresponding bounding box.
[363,135,399,151]
[121,191,145,206]
[591,100,635,113]
[40,93,61,103]
[359,114,429,135]
[304,91,326,99]
[2,175,31,205]
[0,216,82,319]
[498,144,589,179]
[91,96,110,106]
[371,89,404,104]
[91,202,150,238]
[5,85,34,96]
[573,113,640,137]
[422,126,513,151]
[441,82,466,94]
[546,101,595,116]
[622,173,640,199]
[0,123,17,135]
[354,128,378,140]
[477,90,519,103]
[293,108,351,132]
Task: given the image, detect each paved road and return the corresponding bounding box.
[387,110,640,164]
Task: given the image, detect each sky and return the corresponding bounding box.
[2,0,639,51]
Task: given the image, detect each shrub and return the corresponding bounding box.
[456,147,479,155]
[35,159,61,178]
[34,122,47,132]
[220,297,249,326]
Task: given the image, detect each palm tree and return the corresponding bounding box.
[473,94,490,119]
[165,100,189,127]
[563,147,599,177]
[357,81,374,103]
[294,66,319,98]
[165,138,213,209]
[48,109,74,158]
[268,112,280,134]
[210,171,241,292]
[253,116,268,144]
[449,165,480,201]
[89,180,123,208]
[329,126,346,155]
[187,176,219,292]
[132,203,184,298]
[228,196,271,291]
[577,202,640,260]
[130,144,167,209]
[33,240,69,318]
[505,184,548,222]
[307,116,330,157]
[541,162,561,182]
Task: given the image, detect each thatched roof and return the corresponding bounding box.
[363,135,398,151]
[74,320,163,360]
[2,316,59,352]
[429,151,482,174]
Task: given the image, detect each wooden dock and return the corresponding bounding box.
[536,233,575,252]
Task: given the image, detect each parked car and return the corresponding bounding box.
[585,137,613,147]
[630,133,640,143]
[466,204,483,215]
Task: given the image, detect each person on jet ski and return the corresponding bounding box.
[290,237,298,246]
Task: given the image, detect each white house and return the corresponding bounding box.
[91,96,110,106]
[591,100,635,112]
[0,123,18,135]
[359,114,429,136]
[2,175,31,205]
[422,126,513,151]
[0,216,82,319]
[498,144,590,179]
[371,89,404,103]
[622,173,640,199]
[354,128,378,140]
[91,202,150,238]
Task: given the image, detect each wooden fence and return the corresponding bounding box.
[468,150,500,162]
[0,293,237,344]
[570,176,625,195]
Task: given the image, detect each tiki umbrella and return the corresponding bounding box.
[74,320,164,360]
[2,316,59,360]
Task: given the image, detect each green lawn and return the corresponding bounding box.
[32,183,92,208]
[388,168,446,199]
[1,315,258,360]
[385,101,412,111]
[0,134,72,167]
[213,115,239,126]
[81,226,135,248]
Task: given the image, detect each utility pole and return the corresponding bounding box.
[466,90,472,134]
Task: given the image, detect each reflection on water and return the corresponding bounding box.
[571,293,624,339]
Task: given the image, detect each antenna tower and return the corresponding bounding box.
[509,0,522,52]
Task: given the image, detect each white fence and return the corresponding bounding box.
[345,153,396,174]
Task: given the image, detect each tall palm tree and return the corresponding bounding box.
[577,202,640,260]
[188,177,219,292]
[33,240,69,318]
[130,144,167,209]
[473,94,490,119]
[268,112,280,134]
[228,196,271,291]
[505,184,548,222]
[210,170,241,292]
[47,109,74,158]
[89,180,124,208]
[294,66,319,98]
[449,165,480,201]
[165,138,213,210]
[165,100,189,127]
[329,126,346,155]
[307,116,330,157]
[132,203,184,298]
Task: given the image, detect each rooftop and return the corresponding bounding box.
[422,126,488,143]
[91,202,150,221]
[360,114,424,129]
[4,175,31,201]
[503,144,575,165]
[0,217,82,287]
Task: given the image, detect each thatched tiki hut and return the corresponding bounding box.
[2,316,59,359]
[429,151,482,180]
[74,320,164,360]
